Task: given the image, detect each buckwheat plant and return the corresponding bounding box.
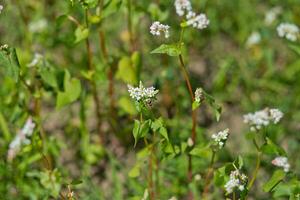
[150,1,223,199]
[128,81,169,199]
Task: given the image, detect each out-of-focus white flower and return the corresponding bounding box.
[128,81,159,102]
[264,7,281,25]
[7,117,36,162]
[246,31,261,48]
[186,11,209,30]
[174,0,192,16]
[277,23,299,42]
[243,108,283,131]
[187,137,194,147]
[150,21,170,38]
[168,197,177,200]
[0,44,8,51]
[272,156,290,172]
[0,5,4,14]
[224,170,247,194]
[141,189,149,200]
[212,128,229,149]
[29,19,48,33]
[195,88,204,103]
[194,174,201,181]
[27,53,44,68]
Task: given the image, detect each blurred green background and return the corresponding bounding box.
[0,0,300,199]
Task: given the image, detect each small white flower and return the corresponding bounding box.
[211,128,229,149]
[186,11,209,30]
[187,137,194,147]
[7,117,36,162]
[29,19,48,33]
[272,156,290,172]
[141,189,149,200]
[224,170,247,194]
[168,197,177,200]
[128,81,159,102]
[277,23,299,42]
[243,108,283,131]
[194,174,201,181]
[246,31,261,47]
[174,0,192,16]
[150,21,170,38]
[0,5,3,14]
[270,109,284,124]
[0,44,9,50]
[264,7,281,25]
[195,88,204,103]
[27,53,44,68]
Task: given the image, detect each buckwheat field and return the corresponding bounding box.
[0,0,299,199]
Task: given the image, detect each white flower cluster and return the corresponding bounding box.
[272,156,290,172]
[174,0,192,16]
[7,117,36,162]
[211,128,229,149]
[27,53,44,67]
[175,0,209,30]
[150,21,170,38]
[186,11,210,30]
[168,197,177,200]
[128,81,159,102]
[0,5,3,14]
[264,7,281,25]
[224,170,247,194]
[194,88,204,103]
[29,19,48,33]
[246,31,261,48]
[277,23,299,42]
[243,108,283,131]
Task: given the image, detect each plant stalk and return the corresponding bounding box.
[178,54,197,200]
[202,150,216,198]
[85,9,104,143]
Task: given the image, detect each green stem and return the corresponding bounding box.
[202,150,216,198]
[248,151,262,190]
[85,9,103,143]
[178,54,197,200]
[127,0,134,51]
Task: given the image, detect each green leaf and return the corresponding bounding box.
[129,164,140,178]
[151,43,183,57]
[74,27,89,43]
[40,67,58,88]
[189,146,212,158]
[116,56,138,84]
[263,170,285,192]
[214,166,226,186]
[118,96,137,115]
[80,0,98,8]
[159,127,169,141]
[132,120,151,147]
[288,44,300,56]
[101,0,122,19]
[0,112,11,141]
[261,138,286,156]
[0,48,20,82]
[56,70,81,109]
[151,118,164,132]
[70,179,83,185]
[192,101,200,110]
[202,90,222,121]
